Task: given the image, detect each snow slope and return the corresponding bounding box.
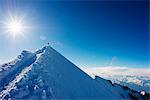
[0,50,36,92]
[0,45,146,99]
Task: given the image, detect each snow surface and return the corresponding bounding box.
[0,50,36,92]
[0,45,144,99]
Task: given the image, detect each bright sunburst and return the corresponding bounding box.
[7,20,23,34]
[4,15,26,38]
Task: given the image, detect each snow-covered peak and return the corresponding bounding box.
[0,45,148,100]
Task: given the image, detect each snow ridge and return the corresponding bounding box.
[0,45,47,99]
[0,50,36,92]
[0,45,147,100]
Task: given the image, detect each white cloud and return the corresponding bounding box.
[82,66,150,77]
[82,66,150,93]
[126,77,142,85]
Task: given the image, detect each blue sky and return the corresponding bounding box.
[0,1,149,68]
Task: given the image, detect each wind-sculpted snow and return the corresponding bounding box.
[0,66,32,99]
[0,46,47,99]
[35,46,47,54]
[0,50,36,92]
[0,45,147,100]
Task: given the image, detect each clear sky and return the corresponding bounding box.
[0,0,149,68]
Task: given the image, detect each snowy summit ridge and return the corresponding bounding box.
[0,45,149,99]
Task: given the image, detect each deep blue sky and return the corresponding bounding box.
[0,1,149,68]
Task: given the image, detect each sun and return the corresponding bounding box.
[4,15,26,38]
[7,20,23,35]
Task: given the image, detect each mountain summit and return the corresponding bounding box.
[0,45,146,99]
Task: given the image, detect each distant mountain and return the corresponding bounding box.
[0,45,148,99]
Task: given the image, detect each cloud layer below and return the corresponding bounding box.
[82,66,150,77]
[82,66,150,93]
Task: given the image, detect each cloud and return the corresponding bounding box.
[82,66,150,93]
[125,77,142,85]
[82,66,150,77]
[40,35,46,41]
